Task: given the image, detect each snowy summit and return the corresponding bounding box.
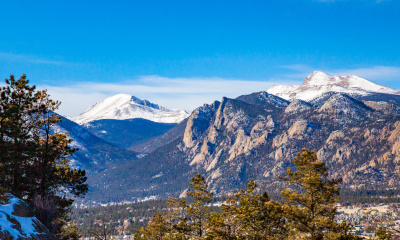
[70,94,189,124]
[267,71,400,101]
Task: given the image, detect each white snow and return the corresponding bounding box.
[267,71,400,101]
[70,94,189,124]
[0,194,44,239]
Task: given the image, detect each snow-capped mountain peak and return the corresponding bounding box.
[303,71,331,85]
[304,71,398,94]
[70,94,189,124]
[267,71,400,101]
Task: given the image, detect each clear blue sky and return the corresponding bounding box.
[0,0,399,115]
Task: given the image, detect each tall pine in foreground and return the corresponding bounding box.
[187,173,213,239]
[207,179,287,240]
[0,75,88,239]
[234,180,287,240]
[134,175,213,240]
[280,148,342,239]
[0,74,41,196]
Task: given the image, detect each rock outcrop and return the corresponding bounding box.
[0,194,51,240]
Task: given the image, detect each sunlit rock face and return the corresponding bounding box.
[179,90,400,194]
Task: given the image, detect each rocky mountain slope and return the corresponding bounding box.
[81,118,176,149]
[55,115,137,173]
[0,194,51,239]
[81,73,400,203]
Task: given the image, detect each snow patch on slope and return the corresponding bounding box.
[70,94,189,124]
[0,194,48,239]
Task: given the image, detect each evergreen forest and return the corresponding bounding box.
[0,75,88,239]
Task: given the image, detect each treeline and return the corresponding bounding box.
[0,75,88,239]
[341,188,400,205]
[73,200,167,236]
[73,187,400,237]
[72,198,223,237]
[134,148,356,240]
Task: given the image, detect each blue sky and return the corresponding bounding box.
[0,0,399,115]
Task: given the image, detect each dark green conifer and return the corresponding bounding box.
[376,226,391,240]
[234,180,287,240]
[187,173,213,239]
[0,75,88,238]
[135,212,168,240]
[206,196,238,240]
[280,148,342,239]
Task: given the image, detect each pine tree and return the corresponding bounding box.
[166,197,191,239]
[206,180,287,240]
[89,218,116,240]
[187,174,213,239]
[206,197,238,240]
[0,75,88,238]
[135,212,168,240]
[279,148,342,239]
[58,221,81,240]
[234,180,286,240]
[376,226,391,240]
[0,74,43,196]
[31,93,85,198]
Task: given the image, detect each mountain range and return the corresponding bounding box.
[54,95,191,174]
[60,72,400,204]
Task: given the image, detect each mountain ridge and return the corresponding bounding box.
[68,72,400,204]
[267,71,400,101]
[82,118,176,149]
[85,90,400,203]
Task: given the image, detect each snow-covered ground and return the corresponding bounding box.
[0,194,48,239]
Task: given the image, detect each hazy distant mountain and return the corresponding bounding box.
[84,72,400,203]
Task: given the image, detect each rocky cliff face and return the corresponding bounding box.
[0,194,51,240]
[87,89,400,203]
